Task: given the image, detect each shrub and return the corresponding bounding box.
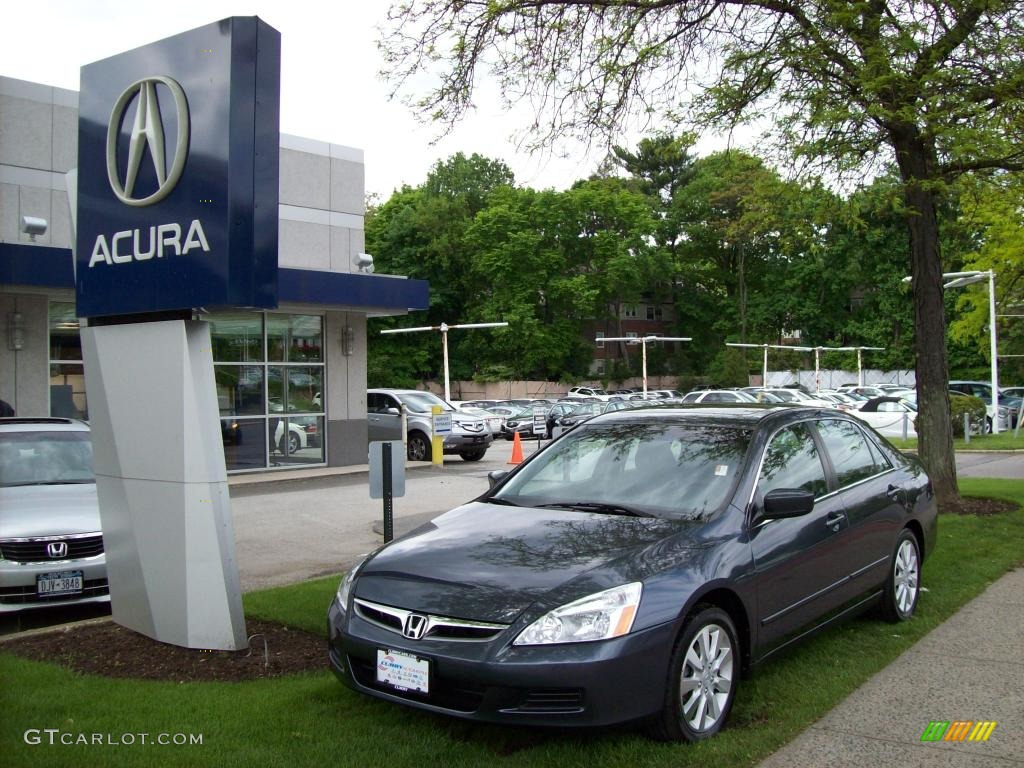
[950,394,987,437]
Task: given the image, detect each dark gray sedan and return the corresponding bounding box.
[328,406,936,741]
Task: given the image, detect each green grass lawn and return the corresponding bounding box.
[3,478,1023,768]
[891,431,1024,451]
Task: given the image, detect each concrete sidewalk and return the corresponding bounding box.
[758,568,1024,767]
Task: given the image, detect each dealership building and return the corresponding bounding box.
[0,73,429,473]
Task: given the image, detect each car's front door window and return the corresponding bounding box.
[758,424,828,498]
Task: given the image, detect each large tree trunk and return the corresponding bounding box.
[892,132,958,504]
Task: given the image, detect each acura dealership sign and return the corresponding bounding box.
[75,17,280,317]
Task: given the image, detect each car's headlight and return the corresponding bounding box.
[998,406,1009,416]
[335,557,368,610]
[513,583,643,646]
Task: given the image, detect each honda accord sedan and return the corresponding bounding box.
[328,405,936,741]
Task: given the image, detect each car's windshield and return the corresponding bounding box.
[570,402,604,417]
[491,421,750,520]
[397,392,455,412]
[0,431,94,487]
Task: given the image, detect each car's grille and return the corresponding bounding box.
[0,578,109,605]
[348,655,486,713]
[0,535,104,563]
[353,599,507,642]
[515,688,585,713]
[459,422,484,433]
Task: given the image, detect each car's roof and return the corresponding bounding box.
[590,403,838,430]
[0,417,89,433]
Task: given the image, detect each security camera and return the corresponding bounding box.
[20,216,48,238]
[353,252,375,274]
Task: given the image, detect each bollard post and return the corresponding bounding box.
[382,441,394,543]
[431,405,444,466]
[964,412,970,444]
[1015,404,1023,440]
[902,412,908,441]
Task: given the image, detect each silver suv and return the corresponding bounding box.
[0,418,109,612]
[367,389,493,462]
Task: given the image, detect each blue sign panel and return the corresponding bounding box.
[75,17,280,317]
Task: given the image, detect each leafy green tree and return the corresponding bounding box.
[382,0,1024,502]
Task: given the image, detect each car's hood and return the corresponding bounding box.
[0,483,101,538]
[354,502,695,623]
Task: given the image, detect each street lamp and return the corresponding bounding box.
[725,343,884,389]
[599,335,691,396]
[380,322,509,402]
[903,270,999,432]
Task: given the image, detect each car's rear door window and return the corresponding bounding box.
[815,419,887,488]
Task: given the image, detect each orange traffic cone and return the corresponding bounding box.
[508,431,524,465]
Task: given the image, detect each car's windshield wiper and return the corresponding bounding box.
[3,479,95,487]
[486,497,522,507]
[534,501,653,518]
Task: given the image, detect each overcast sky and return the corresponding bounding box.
[0,1,745,199]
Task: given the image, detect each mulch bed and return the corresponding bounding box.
[1,619,325,682]
[943,496,1018,516]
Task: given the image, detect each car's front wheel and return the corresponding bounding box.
[459,449,486,461]
[880,529,921,622]
[649,606,738,742]
[407,432,432,462]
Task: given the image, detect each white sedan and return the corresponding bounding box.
[852,396,917,438]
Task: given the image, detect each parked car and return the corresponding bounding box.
[680,389,758,404]
[502,407,547,440]
[0,418,110,613]
[328,405,935,740]
[948,381,1020,431]
[367,389,493,462]
[567,386,616,401]
[745,387,837,408]
[852,396,918,438]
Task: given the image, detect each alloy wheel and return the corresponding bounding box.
[894,538,919,615]
[679,623,734,732]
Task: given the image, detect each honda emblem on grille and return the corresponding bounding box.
[402,614,428,640]
[46,541,69,559]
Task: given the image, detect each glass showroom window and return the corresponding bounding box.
[49,302,88,420]
[212,311,325,472]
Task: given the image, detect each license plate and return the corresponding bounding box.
[376,649,429,693]
[37,570,84,597]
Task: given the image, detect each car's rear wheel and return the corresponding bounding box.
[459,449,486,461]
[279,431,300,455]
[881,529,920,622]
[407,431,432,462]
[649,606,738,742]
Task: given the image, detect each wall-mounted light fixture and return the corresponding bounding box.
[353,252,375,274]
[7,312,25,351]
[341,325,356,356]
[20,216,48,241]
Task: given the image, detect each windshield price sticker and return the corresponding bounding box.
[432,413,453,435]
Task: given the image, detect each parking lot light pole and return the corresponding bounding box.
[600,336,691,396]
[380,322,509,402]
[903,270,999,432]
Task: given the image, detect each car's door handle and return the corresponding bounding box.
[886,484,905,502]
[825,511,845,531]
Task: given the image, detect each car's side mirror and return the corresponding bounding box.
[487,470,509,489]
[762,488,815,519]
[384,407,400,416]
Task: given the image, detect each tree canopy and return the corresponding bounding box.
[380,0,1024,502]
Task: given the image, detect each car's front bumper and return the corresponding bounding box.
[0,554,109,613]
[442,431,493,454]
[327,598,674,727]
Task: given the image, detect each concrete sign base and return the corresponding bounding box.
[81,319,246,650]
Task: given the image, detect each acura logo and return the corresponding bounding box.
[46,541,69,559]
[106,76,190,207]
[402,614,428,640]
